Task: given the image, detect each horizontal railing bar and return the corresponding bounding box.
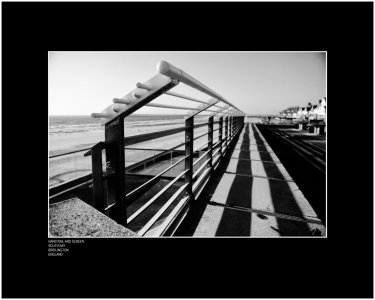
[49,148,93,158]
[49,180,91,201]
[147,195,190,237]
[186,99,221,118]
[127,169,188,223]
[49,174,93,201]
[198,114,231,118]
[50,119,215,158]
[193,131,208,141]
[193,167,211,193]
[212,147,220,158]
[189,140,218,159]
[49,172,92,194]
[211,140,221,150]
[125,141,186,173]
[217,107,239,116]
[191,120,220,127]
[137,183,189,236]
[192,149,210,167]
[124,121,209,147]
[51,118,230,158]
[104,202,116,211]
[194,140,210,152]
[193,171,211,200]
[126,155,187,199]
[165,91,222,108]
[165,91,209,105]
[193,158,210,180]
[212,155,221,168]
[124,172,180,181]
[210,105,231,117]
[125,147,169,152]
[146,102,217,112]
[212,139,220,149]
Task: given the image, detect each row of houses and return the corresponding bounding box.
[280,97,326,122]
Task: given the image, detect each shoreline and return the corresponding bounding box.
[49,123,210,187]
[49,119,210,156]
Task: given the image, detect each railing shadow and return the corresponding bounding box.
[252,124,311,236]
[174,125,244,236]
[236,126,252,175]
[215,123,252,236]
[176,123,315,236]
[256,124,326,225]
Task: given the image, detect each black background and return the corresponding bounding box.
[2,2,373,298]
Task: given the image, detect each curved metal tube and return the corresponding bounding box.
[165,91,208,105]
[157,61,243,112]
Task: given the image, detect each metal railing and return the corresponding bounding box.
[86,61,245,236]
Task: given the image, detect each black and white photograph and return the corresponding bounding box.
[2,1,373,298]
[48,51,327,237]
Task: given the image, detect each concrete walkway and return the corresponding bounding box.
[192,123,326,237]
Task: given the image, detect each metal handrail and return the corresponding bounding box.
[137,183,189,236]
[164,91,223,109]
[186,99,221,118]
[49,147,93,159]
[129,122,234,234]
[85,61,246,234]
[126,155,187,199]
[193,131,209,142]
[157,61,244,113]
[192,149,210,167]
[193,158,211,180]
[146,196,190,237]
[127,169,189,223]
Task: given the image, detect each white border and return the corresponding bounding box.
[48,51,327,239]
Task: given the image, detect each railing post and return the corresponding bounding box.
[185,116,194,198]
[219,116,223,157]
[91,142,105,213]
[104,117,127,226]
[207,116,213,169]
[225,116,229,154]
[228,116,231,143]
[230,116,233,142]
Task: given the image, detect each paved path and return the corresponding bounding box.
[192,123,326,237]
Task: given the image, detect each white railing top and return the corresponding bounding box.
[157,61,244,113]
[91,61,245,125]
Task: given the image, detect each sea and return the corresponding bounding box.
[49,114,193,156]
[49,114,254,185]
[49,114,193,185]
[49,114,187,136]
[49,114,258,157]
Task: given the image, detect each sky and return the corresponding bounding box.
[48,51,326,116]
